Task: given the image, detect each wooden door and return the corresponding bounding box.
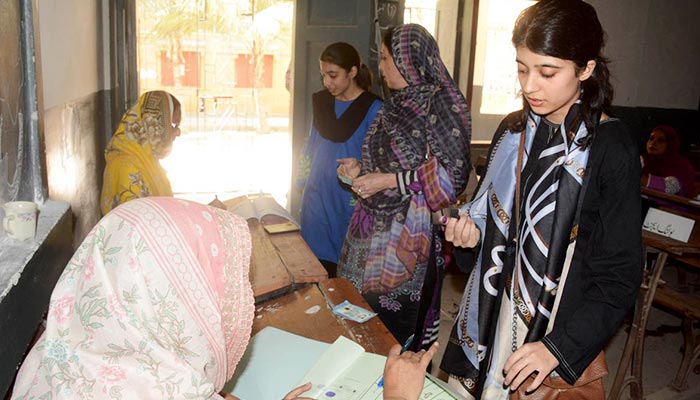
[289,0,375,217]
[436,0,459,76]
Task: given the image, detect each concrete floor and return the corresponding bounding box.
[431,266,700,399]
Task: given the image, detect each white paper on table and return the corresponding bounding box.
[223,327,329,400]
[225,327,463,400]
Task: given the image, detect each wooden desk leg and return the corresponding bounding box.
[633,252,669,399]
[608,251,669,400]
[630,298,649,400]
[608,291,644,400]
[670,316,700,391]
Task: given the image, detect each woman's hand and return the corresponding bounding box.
[382,342,439,400]
[443,214,480,248]
[351,173,396,199]
[641,173,649,186]
[283,382,314,400]
[337,158,362,181]
[503,341,559,393]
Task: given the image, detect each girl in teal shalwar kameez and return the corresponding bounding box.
[298,42,382,277]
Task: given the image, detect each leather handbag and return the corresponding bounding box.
[509,351,608,400]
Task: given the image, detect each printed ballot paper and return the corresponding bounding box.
[225,327,462,400]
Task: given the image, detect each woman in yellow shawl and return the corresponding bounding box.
[100,91,182,215]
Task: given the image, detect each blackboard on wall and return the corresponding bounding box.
[0,0,45,204]
[0,0,25,203]
[376,0,403,30]
[370,0,404,97]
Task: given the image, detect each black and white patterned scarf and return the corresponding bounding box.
[453,102,591,387]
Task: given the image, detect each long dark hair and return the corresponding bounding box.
[320,42,373,92]
[382,27,395,57]
[510,0,613,136]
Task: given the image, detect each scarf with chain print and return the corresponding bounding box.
[454,103,590,383]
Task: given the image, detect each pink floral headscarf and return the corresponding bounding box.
[12,197,254,399]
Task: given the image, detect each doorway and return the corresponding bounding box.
[133,0,450,208]
[135,0,294,206]
[470,0,536,141]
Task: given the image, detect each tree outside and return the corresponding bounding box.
[136,0,294,205]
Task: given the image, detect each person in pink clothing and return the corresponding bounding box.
[12,197,256,399]
[11,197,437,400]
[641,125,697,199]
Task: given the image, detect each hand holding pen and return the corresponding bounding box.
[380,337,440,400]
[378,334,414,388]
[442,207,481,249]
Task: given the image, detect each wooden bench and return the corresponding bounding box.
[652,283,700,390]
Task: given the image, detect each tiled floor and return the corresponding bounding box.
[431,266,700,399]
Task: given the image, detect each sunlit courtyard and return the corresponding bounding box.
[138,0,444,210]
[161,124,292,207]
[137,0,294,208]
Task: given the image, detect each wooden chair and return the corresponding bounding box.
[609,200,700,399]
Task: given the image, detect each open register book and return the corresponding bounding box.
[223,193,299,234]
[224,327,462,400]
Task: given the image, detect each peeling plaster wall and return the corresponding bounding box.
[38,0,103,109]
[44,93,108,247]
[37,0,111,246]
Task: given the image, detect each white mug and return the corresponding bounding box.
[3,201,38,241]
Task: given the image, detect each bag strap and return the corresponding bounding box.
[510,131,528,354]
[514,130,527,238]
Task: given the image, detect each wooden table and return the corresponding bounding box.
[252,278,398,356]
[641,187,700,211]
[219,194,328,303]
[246,219,328,303]
[609,218,700,399]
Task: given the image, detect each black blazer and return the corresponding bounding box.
[442,116,643,385]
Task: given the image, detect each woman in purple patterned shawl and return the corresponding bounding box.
[337,24,472,347]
